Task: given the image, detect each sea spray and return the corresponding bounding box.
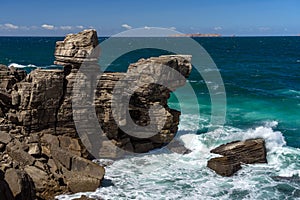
[57,116,300,200]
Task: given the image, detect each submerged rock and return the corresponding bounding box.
[207,138,267,176]
[167,140,192,154]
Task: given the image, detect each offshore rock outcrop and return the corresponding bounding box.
[0,29,192,199]
[207,138,267,176]
[95,55,192,156]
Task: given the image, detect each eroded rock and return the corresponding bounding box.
[0,29,192,199]
[4,168,35,200]
[207,138,267,176]
[211,138,267,164]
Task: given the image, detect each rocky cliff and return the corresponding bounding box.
[0,29,192,199]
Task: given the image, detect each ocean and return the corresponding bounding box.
[1,36,300,199]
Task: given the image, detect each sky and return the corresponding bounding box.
[0,0,300,36]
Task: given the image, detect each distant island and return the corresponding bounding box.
[170,33,221,37]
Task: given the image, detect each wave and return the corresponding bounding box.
[275,89,300,99]
[8,63,63,73]
[8,63,37,68]
[56,117,300,200]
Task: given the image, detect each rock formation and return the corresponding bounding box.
[0,29,192,199]
[0,30,104,199]
[95,55,192,156]
[207,138,267,176]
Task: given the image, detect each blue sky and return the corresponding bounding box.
[0,0,300,36]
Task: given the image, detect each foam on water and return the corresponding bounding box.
[56,115,300,200]
[7,63,63,73]
[8,63,37,68]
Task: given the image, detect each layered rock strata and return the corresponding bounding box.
[0,30,104,199]
[207,138,267,176]
[0,29,192,199]
[95,55,192,156]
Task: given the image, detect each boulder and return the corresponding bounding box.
[0,170,14,200]
[24,166,48,192]
[4,169,35,200]
[207,138,267,176]
[0,131,12,144]
[207,156,242,177]
[210,138,267,164]
[6,143,35,166]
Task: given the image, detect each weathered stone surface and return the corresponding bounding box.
[71,156,105,178]
[207,156,242,177]
[28,143,40,155]
[54,29,99,66]
[51,146,72,170]
[66,174,101,193]
[0,170,14,200]
[24,166,48,192]
[4,168,35,200]
[6,143,35,166]
[211,138,267,164]
[13,69,64,131]
[0,65,26,92]
[207,138,267,176]
[0,29,192,199]
[95,55,192,157]
[0,131,12,144]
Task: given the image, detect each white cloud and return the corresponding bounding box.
[121,24,132,30]
[214,26,222,31]
[60,26,72,30]
[76,25,84,29]
[41,24,55,30]
[4,23,19,29]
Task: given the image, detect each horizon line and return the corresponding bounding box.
[0,34,300,37]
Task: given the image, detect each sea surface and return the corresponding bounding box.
[1,36,300,199]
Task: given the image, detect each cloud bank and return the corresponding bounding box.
[121,24,132,30]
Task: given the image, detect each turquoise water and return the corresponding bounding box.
[1,36,300,199]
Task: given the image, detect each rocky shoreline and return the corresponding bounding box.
[0,29,193,199]
[0,29,268,199]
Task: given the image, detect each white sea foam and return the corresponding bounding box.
[56,116,300,200]
[8,63,34,68]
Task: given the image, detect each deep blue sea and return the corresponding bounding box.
[1,36,300,199]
